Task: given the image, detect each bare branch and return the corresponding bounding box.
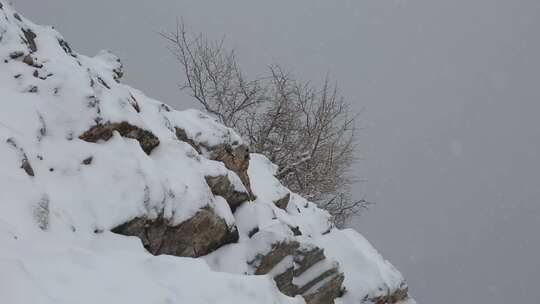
[161,21,367,225]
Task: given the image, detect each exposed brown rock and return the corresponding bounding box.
[79,121,159,155]
[250,241,345,304]
[294,247,326,276]
[18,53,42,68]
[293,249,344,304]
[274,193,291,210]
[21,28,37,52]
[275,267,296,296]
[22,54,33,65]
[209,144,255,200]
[175,127,201,153]
[371,286,409,304]
[112,206,238,258]
[389,287,409,303]
[205,175,251,211]
[296,267,342,296]
[174,127,255,201]
[303,272,345,304]
[252,241,300,275]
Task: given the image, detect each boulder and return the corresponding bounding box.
[111,206,238,257]
[205,175,251,211]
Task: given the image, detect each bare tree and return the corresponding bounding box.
[160,21,265,128]
[162,22,369,226]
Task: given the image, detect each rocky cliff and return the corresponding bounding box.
[0,2,414,303]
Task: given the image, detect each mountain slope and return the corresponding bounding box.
[0,2,414,303]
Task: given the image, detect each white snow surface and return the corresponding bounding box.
[0,2,412,304]
[313,229,408,304]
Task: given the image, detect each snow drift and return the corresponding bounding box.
[0,2,414,303]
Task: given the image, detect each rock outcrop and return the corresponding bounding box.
[205,175,251,211]
[79,122,160,155]
[369,286,410,304]
[0,3,414,304]
[175,126,255,201]
[208,143,255,200]
[111,206,238,257]
[175,127,201,153]
[250,241,345,304]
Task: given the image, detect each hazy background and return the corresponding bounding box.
[14,0,540,303]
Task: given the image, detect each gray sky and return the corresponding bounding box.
[14,0,540,303]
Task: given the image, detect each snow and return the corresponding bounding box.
[248,153,290,203]
[0,1,413,303]
[246,153,333,238]
[168,108,244,148]
[313,229,407,304]
[213,195,236,227]
[0,231,302,304]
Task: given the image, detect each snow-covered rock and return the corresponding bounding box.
[0,2,414,304]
